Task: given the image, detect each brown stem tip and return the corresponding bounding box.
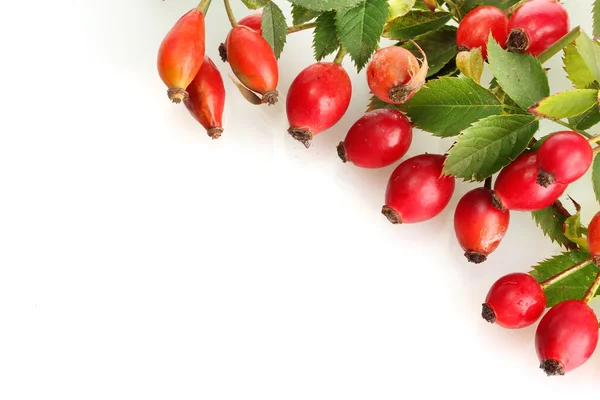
[540,359,565,376]
[594,256,600,268]
[381,206,402,224]
[465,251,487,264]
[168,88,189,104]
[337,142,347,163]
[207,127,223,139]
[536,170,555,188]
[218,43,228,62]
[491,192,506,211]
[261,90,279,105]
[389,85,415,104]
[481,303,496,324]
[507,28,529,53]
[288,127,313,148]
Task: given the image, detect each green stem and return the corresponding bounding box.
[333,47,347,64]
[540,258,593,290]
[552,119,592,138]
[287,22,317,34]
[589,134,600,145]
[583,271,600,304]
[484,177,492,190]
[505,0,528,15]
[197,0,212,15]
[594,146,600,155]
[223,0,237,27]
[537,26,581,64]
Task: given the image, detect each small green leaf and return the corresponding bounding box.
[388,0,416,20]
[487,35,550,110]
[312,12,339,61]
[403,76,503,137]
[456,48,483,84]
[289,0,362,11]
[529,89,599,120]
[569,105,600,130]
[531,205,576,250]
[593,156,600,205]
[594,0,600,40]
[367,95,398,112]
[382,11,452,41]
[576,32,600,83]
[241,0,269,9]
[564,213,589,251]
[261,2,287,59]
[336,0,389,71]
[443,114,538,181]
[291,4,321,25]
[400,27,457,77]
[564,44,596,89]
[529,250,596,307]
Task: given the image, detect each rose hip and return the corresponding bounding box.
[482,273,546,329]
[287,62,352,148]
[456,6,509,59]
[367,46,421,104]
[454,188,510,264]
[536,131,593,187]
[157,8,206,103]
[587,211,600,266]
[337,109,413,168]
[184,56,226,139]
[493,152,566,212]
[507,0,570,56]
[382,154,455,224]
[238,12,263,33]
[535,300,598,376]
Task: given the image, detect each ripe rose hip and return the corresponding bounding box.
[536,131,593,187]
[454,188,510,264]
[157,9,206,103]
[337,109,413,168]
[493,152,566,212]
[225,25,279,105]
[382,154,455,224]
[535,300,599,376]
[287,62,352,148]
[507,0,569,56]
[587,211,600,266]
[238,12,263,33]
[456,6,509,59]
[184,56,226,139]
[482,273,545,329]
[367,46,421,104]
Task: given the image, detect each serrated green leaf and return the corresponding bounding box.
[529,250,596,307]
[594,0,600,40]
[388,0,416,20]
[569,105,600,130]
[336,0,389,71]
[531,205,576,250]
[400,27,457,77]
[403,76,502,137]
[576,32,600,83]
[487,35,549,110]
[529,90,599,120]
[593,156,600,205]
[312,12,339,61]
[241,0,269,9]
[291,4,321,25]
[289,0,362,11]
[382,11,452,41]
[367,95,399,112]
[564,213,589,251]
[443,114,538,181]
[564,44,596,89]
[261,2,287,59]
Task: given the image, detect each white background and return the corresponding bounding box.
[0,0,599,398]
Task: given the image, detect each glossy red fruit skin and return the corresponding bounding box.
[367,47,420,104]
[535,300,599,376]
[587,211,600,264]
[536,131,593,186]
[337,109,413,168]
[454,188,510,264]
[225,25,279,103]
[507,0,569,56]
[238,12,263,33]
[286,62,352,148]
[157,9,206,103]
[493,152,566,212]
[456,6,509,59]
[382,154,455,224]
[482,273,545,329]
[184,56,226,139]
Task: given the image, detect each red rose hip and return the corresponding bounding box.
[337,109,413,168]
[184,56,226,139]
[536,131,593,187]
[507,0,570,56]
[238,12,263,33]
[456,6,509,59]
[454,188,510,264]
[482,273,546,329]
[287,62,352,148]
[367,46,422,104]
[587,211,600,266]
[536,300,598,376]
[382,154,455,224]
[493,152,566,212]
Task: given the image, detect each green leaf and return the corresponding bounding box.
[593,156,600,205]
[289,0,362,11]
[400,27,457,77]
[529,251,595,307]
[576,32,600,83]
[312,12,339,61]
[529,90,599,120]
[291,4,321,25]
[336,0,389,71]
[388,0,416,20]
[487,35,549,110]
[594,0,600,40]
[564,44,597,89]
[261,2,287,59]
[241,0,269,9]
[564,213,589,251]
[443,114,539,181]
[569,105,600,130]
[532,205,575,250]
[367,95,398,112]
[403,76,503,137]
[382,11,452,41]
